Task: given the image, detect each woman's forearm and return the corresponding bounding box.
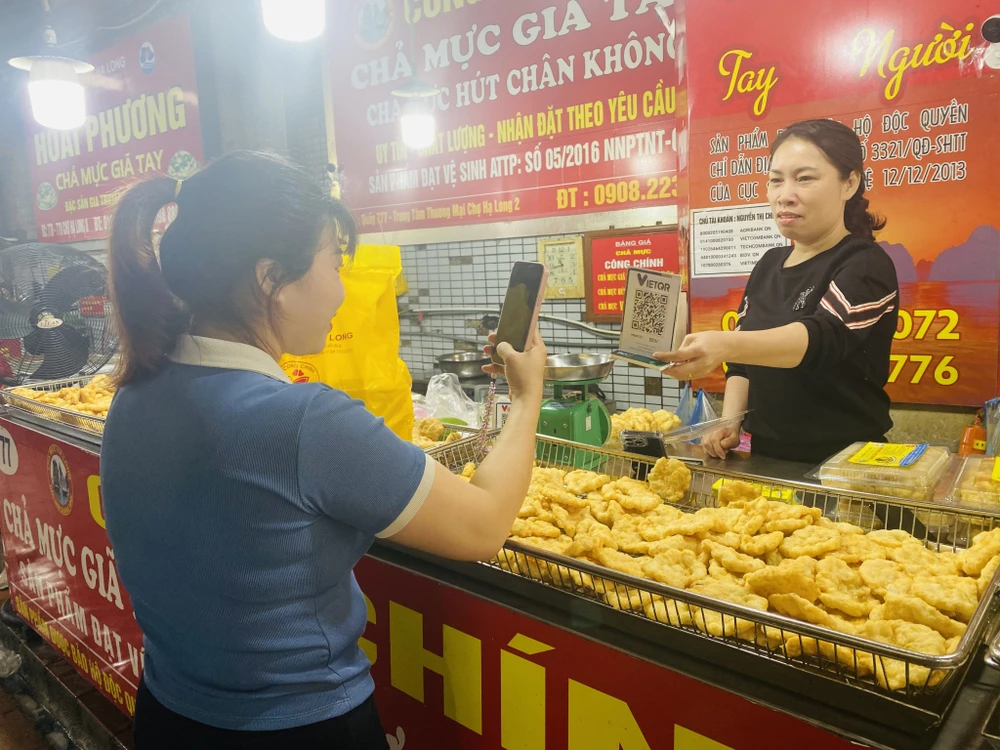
[722,376,749,417]
[469,395,541,508]
[727,323,809,369]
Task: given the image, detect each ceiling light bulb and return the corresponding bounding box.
[401,113,436,150]
[26,58,86,130]
[261,0,325,42]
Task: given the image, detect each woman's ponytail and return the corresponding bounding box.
[843,176,887,242]
[107,177,188,385]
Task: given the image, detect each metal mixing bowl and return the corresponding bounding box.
[543,353,615,382]
[437,352,491,379]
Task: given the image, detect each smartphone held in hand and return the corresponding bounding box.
[491,261,548,365]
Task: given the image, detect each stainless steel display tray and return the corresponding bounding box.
[431,433,1000,723]
[1,376,108,435]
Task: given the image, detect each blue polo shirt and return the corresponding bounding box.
[101,335,433,731]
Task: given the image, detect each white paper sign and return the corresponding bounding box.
[492,398,512,429]
[691,203,785,278]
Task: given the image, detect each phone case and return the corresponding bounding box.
[492,263,549,365]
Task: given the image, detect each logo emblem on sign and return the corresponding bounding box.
[48,444,74,515]
[139,42,156,74]
[355,0,395,50]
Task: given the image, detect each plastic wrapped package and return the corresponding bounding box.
[817,442,952,502]
[949,456,1000,509]
[422,373,479,426]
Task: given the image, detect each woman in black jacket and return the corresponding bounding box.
[659,119,898,464]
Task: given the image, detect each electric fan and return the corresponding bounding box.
[0,243,117,386]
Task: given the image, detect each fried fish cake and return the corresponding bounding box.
[647,457,692,503]
[866,529,922,549]
[878,593,967,639]
[762,502,822,534]
[610,514,651,555]
[768,593,841,630]
[859,559,911,599]
[550,504,592,538]
[658,508,718,537]
[538,484,591,509]
[603,585,659,612]
[890,544,960,578]
[689,579,767,638]
[816,517,865,535]
[644,597,695,627]
[910,575,979,623]
[960,528,1000,576]
[979,555,1000,598]
[529,467,567,491]
[779,526,842,559]
[739,530,785,558]
[569,516,618,552]
[592,546,646,579]
[642,549,707,588]
[816,557,878,618]
[564,470,612,496]
[823,533,888,565]
[587,494,626,527]
[602,478,664,514]
[647,534,701,556]
[864,619,949,691]
[745,557,820,601]
[413,417,446,442]
[717,480,762,507]
[784,635,874,677]
[701,539,766,575]
[511,517,563,539]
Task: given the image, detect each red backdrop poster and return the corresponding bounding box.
[584,229,679,321]
[328,0,679,232]
[24,14,203,243]
[0,421,141,715]
[683,0,1000,405]
[355,556,865,750]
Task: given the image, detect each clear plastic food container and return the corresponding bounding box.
[948,456,1000,510]
[816,442,952,502]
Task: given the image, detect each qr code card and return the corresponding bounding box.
[612,268,684,369]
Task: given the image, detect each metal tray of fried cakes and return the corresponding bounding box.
[433,434,1000,733]
[2,375,110,436]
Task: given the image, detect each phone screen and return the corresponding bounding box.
[492,262,546,364]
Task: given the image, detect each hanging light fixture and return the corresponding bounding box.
[9,14,93,132]
[392,80,440,150]
[261,0,325,42]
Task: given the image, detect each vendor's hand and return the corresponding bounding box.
[655,331,731,381]
[704,425,741,459]
[483,328,547,403]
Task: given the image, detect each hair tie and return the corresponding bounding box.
[174,179,183,198]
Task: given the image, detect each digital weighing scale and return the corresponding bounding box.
[536,353,614,468]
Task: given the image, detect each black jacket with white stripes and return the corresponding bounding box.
[726,234,899,464]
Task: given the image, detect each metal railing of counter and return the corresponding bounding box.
[430,433,1000,724]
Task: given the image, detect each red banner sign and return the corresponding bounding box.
[0,421,141,715]
[356,556,864,750]
[24,14,203,243]
[684,0,1000,405]
[585,229,679,322]
[328,0,679,232]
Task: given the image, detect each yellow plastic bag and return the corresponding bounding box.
[280,245,414,440]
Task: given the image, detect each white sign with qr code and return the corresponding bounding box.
[616,268,683,360]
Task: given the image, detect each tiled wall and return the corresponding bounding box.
[398,235,683,412]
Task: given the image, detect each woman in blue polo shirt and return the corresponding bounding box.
[101,151,547,750]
